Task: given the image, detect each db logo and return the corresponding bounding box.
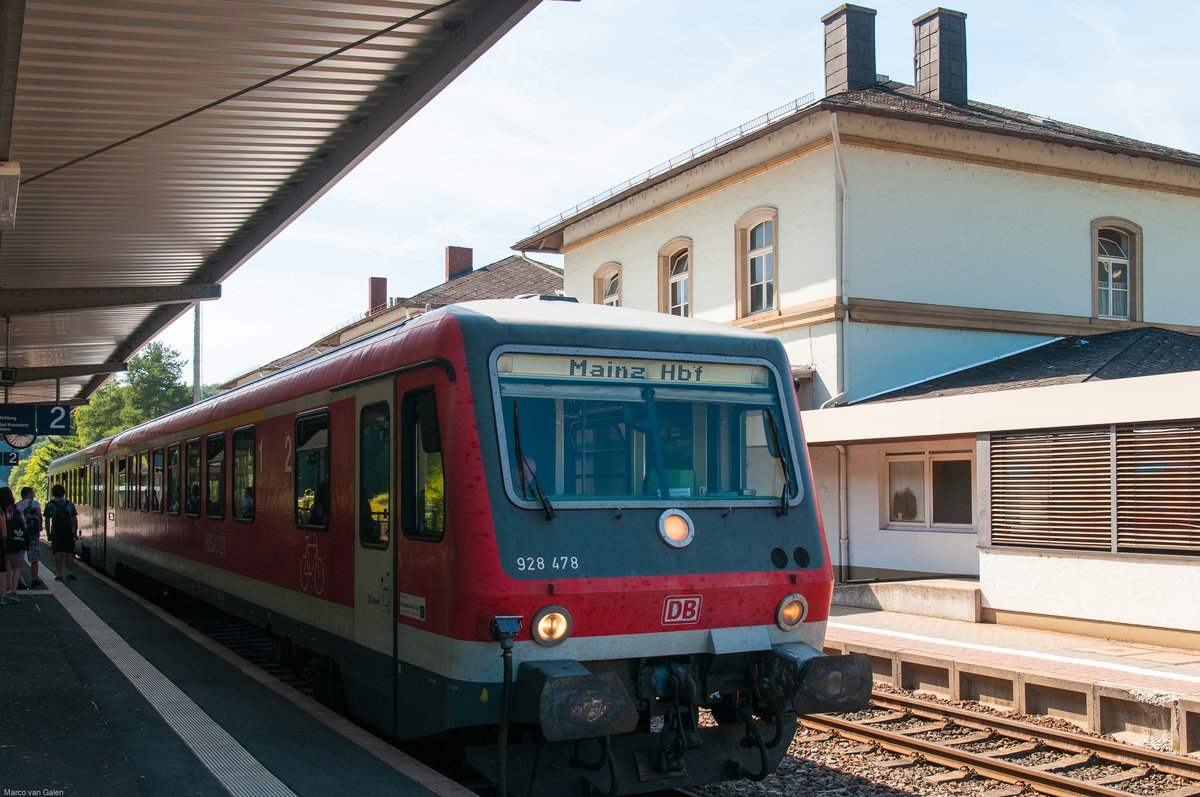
[662,595,703,625]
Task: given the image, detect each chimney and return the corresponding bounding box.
[822,4,877,96]
[445,245,473,281]
[369,277,386,314]
[913,8,967,105]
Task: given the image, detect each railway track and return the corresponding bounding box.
[799,690,1200,797]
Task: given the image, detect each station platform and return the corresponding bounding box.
[0,561,472,797]
[825,583,1200,755]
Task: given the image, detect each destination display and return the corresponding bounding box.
[496,353,768,387]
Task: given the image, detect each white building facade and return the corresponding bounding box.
[515,5,1200,643]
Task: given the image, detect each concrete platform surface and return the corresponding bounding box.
[826,603,1200,753]
[0,560,471,797]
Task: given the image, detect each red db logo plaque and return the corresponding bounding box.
[662,595,703,625]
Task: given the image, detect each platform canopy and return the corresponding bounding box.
[0,0,540,405]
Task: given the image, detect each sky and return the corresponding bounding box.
[150,0,1200,386]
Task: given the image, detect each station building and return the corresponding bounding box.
[512,6,1200,645]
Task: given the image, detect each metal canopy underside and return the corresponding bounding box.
[0,0,539,405]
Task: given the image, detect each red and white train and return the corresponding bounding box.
[50,299,869,795]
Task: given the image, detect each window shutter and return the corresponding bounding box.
[990,429,1112,550]
[1116,423,1200,554]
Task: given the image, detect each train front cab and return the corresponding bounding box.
[447,309,872,796]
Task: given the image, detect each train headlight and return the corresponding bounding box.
[658,509,694,548]
[532,605,572,646]
[776,593,809,631]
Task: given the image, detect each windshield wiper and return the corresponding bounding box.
[763,408,792,516]
[642,386,671,500]
[512,400,555,520]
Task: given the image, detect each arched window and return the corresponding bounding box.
[593,263,621,307]
[735,208,778,317]
[657,237,692,316]
[1091,218,1142,321]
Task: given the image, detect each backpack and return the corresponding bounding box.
[45,498,74,540]
[5,505,25,543]
[19,501,41,535]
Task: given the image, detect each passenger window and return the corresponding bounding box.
[402,389,444,541]
[185,439,201,516]
[166,444,181,515]
[152,449,164,513]
[117,458,128,510]
[295,410,331,530]
[139,451,150,511]
[207,433,226,519]
[232,426,255,523]
[359,403,391,548]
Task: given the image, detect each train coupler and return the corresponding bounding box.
[657,663,702,772]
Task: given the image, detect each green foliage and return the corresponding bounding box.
[74,342,192,446]
[9,435,82,503]
[9,342,192,500]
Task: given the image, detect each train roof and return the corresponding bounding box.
[60,299,788,455]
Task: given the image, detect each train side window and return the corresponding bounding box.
[207,433,226,520]
[185,439,201,516]
[139,451,150,511]
[359,403,390,548]
[295,410,331,530]
[116,458,127,510]
[107,460,115,508]
[232,426,255,523]
[166,444,181,515]
[401,389,444,541]
[152,449,164,512]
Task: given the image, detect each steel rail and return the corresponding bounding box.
[800,713,1136,797]
[870,692,1200,780]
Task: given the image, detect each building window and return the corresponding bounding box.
[735,208,778,317]
[657,238,692,316]
[883,451,974,530]
[594,263,621,307]
[1092,218,1141,321]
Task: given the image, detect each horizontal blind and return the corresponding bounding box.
[1115,423,1200,554]
[990,429,1112,550]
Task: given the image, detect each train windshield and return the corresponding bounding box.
[494,352,799,507]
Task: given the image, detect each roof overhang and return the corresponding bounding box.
[0,0,541,404]
[801,370,1200,445]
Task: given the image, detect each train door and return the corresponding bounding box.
[89,457,106,568]
[352,379,397,735]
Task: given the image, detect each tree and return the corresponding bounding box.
[11,342,193,499]
[9,435,81,502]
[125,342,192,420]
[74,342,192,446]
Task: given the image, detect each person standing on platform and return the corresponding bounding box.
[16,487,44,589]
[0,487,28,601]
[44,484,78,582]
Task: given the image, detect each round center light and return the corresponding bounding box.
[532,605,572,646]
[658,509,695,548]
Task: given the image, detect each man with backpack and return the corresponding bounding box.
[16,487,45,589]
[44,483,78,582]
